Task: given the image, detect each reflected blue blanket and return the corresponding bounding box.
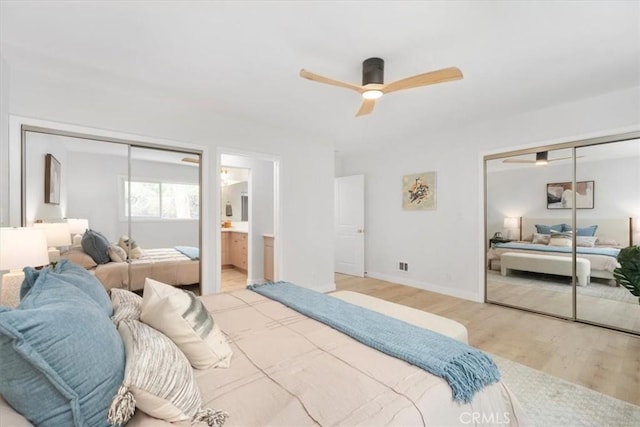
[174,246,199,260]
[495,242,620,258]
[248,282,500,403]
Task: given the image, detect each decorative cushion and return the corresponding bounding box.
[61,248,97,269]
[596,236,620,246]
[82,229,111,265]
[108,319,228,426]
[108,244,128,263]
[549,232,572,247]
[118,236,144,260]
[535,224,564,234]
[140,278,233,369]
[576,236,598,248]
[532,233,551,245]
[110,288,143,328]
[21,260,112,317]
[564,224,598,237]
[0,269,125,427]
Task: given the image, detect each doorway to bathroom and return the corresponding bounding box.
[218,151,278,293]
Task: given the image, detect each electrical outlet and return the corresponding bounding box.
[398,262,409,272]
[404,263,409,272]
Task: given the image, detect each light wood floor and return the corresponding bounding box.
[220,268,247,293]
[335,273,640,406]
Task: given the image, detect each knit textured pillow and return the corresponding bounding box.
[140,278,233,369]
[108,319,228,426]
[110,288,143,328]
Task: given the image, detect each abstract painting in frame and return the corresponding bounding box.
[546,180,594,209]
[402,171,436,210]
[45,153,61,204]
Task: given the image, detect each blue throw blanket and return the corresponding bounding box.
[174,246,199,260]
[248,282,500,403]
[494,242,620,258]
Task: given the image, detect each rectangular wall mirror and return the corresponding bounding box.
[485,132,640,335]
[22,127,202,294]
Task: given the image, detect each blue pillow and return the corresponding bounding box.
[563,224,598,237]
[20,260,112,317]
[0,269,124,427]
[535,224,565,234]
[81,229,111,265]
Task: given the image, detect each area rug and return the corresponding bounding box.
[494,355,640,426]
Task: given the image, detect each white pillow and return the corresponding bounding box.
[576,236,598,248]
[532,233,550,245]
[549,232,572,247]
[108,244,127,263]
[110,288,143,328]
[140,278,233,369]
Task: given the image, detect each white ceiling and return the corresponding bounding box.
[2,1,639,154]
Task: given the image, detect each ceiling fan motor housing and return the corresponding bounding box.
[362,57,384,85]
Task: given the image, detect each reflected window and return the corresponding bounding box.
[123,179,199,220]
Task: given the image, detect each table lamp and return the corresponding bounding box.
[503,217,519,240]
[0,227,50,307]
[33,222,72,262]
[66,218,89,246]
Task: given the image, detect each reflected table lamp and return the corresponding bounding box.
[503,217,519,240]
[0,227,50,307]
[33,222,72,262]
[66,218,89,246]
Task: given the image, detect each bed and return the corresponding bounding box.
[487,217,628,283]
[64,247,200,291]
[1,288,528,426]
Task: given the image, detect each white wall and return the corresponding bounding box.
[339,86,640,301]
[4,65,335,294]
[0,57,9,226]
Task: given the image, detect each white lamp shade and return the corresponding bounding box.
[0,227,50,270]
[33,223,72,247]
[66,218,89,235]
[503,217,519,229]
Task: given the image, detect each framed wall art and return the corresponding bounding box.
[402,171,436,210]
[546,180,594,209]
[45,153,61,204]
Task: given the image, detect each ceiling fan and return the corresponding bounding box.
[502,151,583,166]
[299,58,463,117]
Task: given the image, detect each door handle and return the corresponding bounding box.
[357,229,364,233]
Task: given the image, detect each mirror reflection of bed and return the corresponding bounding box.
[22,129,202,294]
[485,137,640,335]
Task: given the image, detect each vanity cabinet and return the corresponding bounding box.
[221,232,230,266]
[229,232,248,271]
[264,235,274,281]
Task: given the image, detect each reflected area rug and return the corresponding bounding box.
[495,355,640,427]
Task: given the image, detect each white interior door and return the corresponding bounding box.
[335,175,365,277]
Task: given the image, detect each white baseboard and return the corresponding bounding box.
[365,271,483,303]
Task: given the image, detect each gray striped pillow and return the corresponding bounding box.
[110,288,142,328]
[108,319,227,426]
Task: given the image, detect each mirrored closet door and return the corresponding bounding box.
[22,128,202,294]
[485,132,640,335]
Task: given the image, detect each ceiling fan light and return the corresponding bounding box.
[362,90,383,100]
[535,151,548,166]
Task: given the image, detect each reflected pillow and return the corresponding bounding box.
[576,236,598,248]
[108,244,127,263]
[82,229,111,265]
[535,224,564,234]
[549,232,572,247]
[61,248,97,270]
[563,225,598,237]
[596,236,620,246]
[532,233,551,245]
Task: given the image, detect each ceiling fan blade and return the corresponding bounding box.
[502,159,535,163]
[356,99,376,117]
[383,67,463,94]
[548,155,585,162]
[300,69,363,93]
